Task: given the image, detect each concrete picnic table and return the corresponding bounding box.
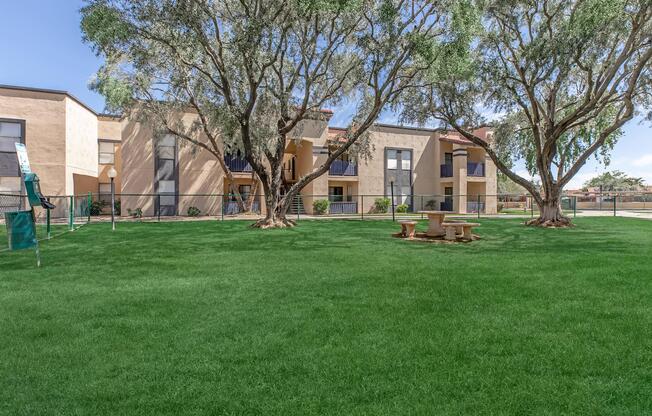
[418,211,457,237]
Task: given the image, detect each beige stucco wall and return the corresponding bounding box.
[0,88,67,196]
[120,118,157,216]
[98,116,122,140]
[65,97,98,195]
[357,126,439,213]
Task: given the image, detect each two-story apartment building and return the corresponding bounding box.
[1,84,497,216]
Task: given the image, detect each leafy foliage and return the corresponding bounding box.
[583,171,646,192]
[373,197,391,213]
[81,0,460,225]
[403,0,652,223]
[312,199,330,215]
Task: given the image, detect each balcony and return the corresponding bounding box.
[224,155,252,172]
[440,164,453,178]
[467,162,485,177]
[329,160,357,176]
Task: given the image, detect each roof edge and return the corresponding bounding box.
[0,84,99,116]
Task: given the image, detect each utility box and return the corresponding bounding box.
[4,210,37,250]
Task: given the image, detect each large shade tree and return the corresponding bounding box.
[81,0,460,227]
[404,0,652,226]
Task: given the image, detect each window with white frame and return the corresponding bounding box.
[98,141,115,164]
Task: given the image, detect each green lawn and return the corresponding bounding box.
[1,218,651,415]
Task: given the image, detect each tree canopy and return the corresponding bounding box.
[583,170,646,192]
[81,0,461,227]
[403,0,652,225]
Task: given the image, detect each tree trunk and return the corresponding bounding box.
[251,165,295,228]
[526,194,572,227]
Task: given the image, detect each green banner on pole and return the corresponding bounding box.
[4,210,38,251]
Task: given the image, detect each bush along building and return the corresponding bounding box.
[1,84,497,217]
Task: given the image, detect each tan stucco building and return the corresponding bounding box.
[1,84,497,216]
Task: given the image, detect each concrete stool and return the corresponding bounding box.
[398,220,417,239]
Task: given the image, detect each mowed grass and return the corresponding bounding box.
[1,218,651,415]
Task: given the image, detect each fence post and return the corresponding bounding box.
[477,194,487,219]
[69,195,74,231]
[297,195,300,222]
[530,196,534,218]
[46,197,51,239]
[390,182,395,222]
[158,194,161,222]
[87,192,92,223]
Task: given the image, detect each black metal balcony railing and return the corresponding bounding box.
[329,160,357,176]
[329,201,358,214]
[224,155,253,172]
[467,162,485,177]
[441,163,485,177]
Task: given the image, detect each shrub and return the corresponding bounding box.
[313,199,330,215]
[89,200,105,216]
[114,200,121,216]
[396,203,408,213]
[373,197,390,213]
[424,199,438,210]
[497,203,504,212]
[128,207,143,218]
[187,206,201,217]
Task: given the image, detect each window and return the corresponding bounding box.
[444,152,453,166]
[98,141,115,164]
[155,135,177,215]
[231,185,252,201]
[385,148,412,206]
[99,183,112,204]
[0,120,23,193]
[329,186,344,202]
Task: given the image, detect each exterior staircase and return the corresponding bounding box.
[287,193,305,215]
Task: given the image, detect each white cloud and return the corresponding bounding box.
[632,153,652,167]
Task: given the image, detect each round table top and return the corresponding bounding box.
[417,211,457,215]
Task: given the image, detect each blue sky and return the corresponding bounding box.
[2,0,651,189]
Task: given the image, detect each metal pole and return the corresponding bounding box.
[111,177,116,231]
[613,194,617,217]
[297,195,300,221]
[87,192,92,223]
[69,195,74,231]
[390,181,395,222]
[361,194,364,220]
[421,195,424,219]
[477,194,481,219]
[573,196,577,218]
[46,197,51,239]
[31,207,41,267]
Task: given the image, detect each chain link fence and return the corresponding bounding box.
[3,191,652,229]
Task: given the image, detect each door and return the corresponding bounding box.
[443,187,453,211]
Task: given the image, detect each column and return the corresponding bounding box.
[452,145,467,213]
